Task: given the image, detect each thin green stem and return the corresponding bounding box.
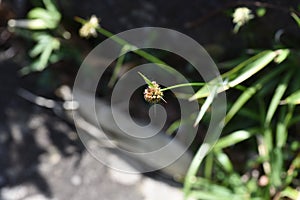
[184,144,211,198]
[95,25,177,74]
[161,82,205,91]
[76,17,176,73]
[108,45,131,87]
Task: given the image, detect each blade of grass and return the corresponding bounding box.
[204,153,214,179]
[188,191,239,200]
[257,134,271,175]
[291,12,300,27]
[285,153,300,185]
[265,72,293,126]
[280,89,300,105]
[236,107,261,122]
[184,143,211,198]
[190,50,277,100]
[222,50,275,80]
[214,129,256,151]
[270,147,283,187]
[280,187,300,199]
[214,150,233,173]
[94,25,177,75]
[138,72,154,87]
[161,82,205,92]
[225,64,284,125]
[108,45,131,87]
[227,51,277,88]
[193,84,218,127]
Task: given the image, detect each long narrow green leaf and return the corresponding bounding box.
[214,129,256,151]
[214,150,233,173]
[28,8,51,20]
[222,50,274,80]
[265,72,292,126]
[29,42,45,57]
[43,0,60,15]
[108,45,131,87]
[274,49,290,64]
[189,177,246,200]
[281,90,300,105]
[257,134,271,175]
[184,143,212,197]
[280,187,300,199]
[270,147,283,187]
[263,128,273,158]
[190,50,277,100]
[291,12,300,27]
[188,188,246,200]
[204,153,214,179]
[193,85,218,127]
[227,51,277,88]
[285,153,300,185]
[276,122,287,148]
[138,72,154,87]
[161,82,204,92]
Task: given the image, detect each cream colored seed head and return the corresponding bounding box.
[143,81,164,104]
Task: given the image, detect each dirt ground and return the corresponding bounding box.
[0,60,184,200]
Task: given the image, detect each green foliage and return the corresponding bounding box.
[27,0,61,29]
[291,12,300,27]
[184,6,300,200]
[7,0,72,74]
[256,8,266,17]
[20,33,60,74]
[282,90,300,105]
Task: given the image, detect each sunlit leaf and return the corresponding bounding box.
[27,8,51,20]
[280,187,300,199]
[270,148,283,187]
[265,72,292,125]
[227,51,277,88]
[291,12,300,27]
[274,49,290,64]
[214,129,255,151]
[190,50,277,100]
[281,90,300,105]
[215,151,233,173]
[193,84,218,127]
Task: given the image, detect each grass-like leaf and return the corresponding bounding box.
[108,45,131,87]
[281,89,300,105]
[214,129,256,151]
[214,150,233,173]
[138,72,154,87]
[190,50,277,100]
[291,12,300,27]
[193,84,218,127]
[265,72,292,126]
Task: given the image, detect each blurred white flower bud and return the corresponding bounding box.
[79,15,99,38]
[232,7,254,33]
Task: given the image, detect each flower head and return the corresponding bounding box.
[144,81,166,104]
[232,7,254,33]
[79,15,99,38]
